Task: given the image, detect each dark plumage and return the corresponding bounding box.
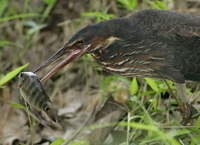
[34,9,200,124]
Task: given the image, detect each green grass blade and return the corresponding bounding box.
[144,78,159,92]
[50,139,65,145]
[0,0,8,17]
[0,63,29,86]
[0,41,22,47]
[130,77,138,95]
[11,103,26,109]
[0,13,40,22]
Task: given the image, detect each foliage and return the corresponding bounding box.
[50,139,65,145]
[130,77,138,95]
[11,103,26,109]
[1,0,200,145]
[82,12,115,22]
[117,0,138,11]
[0,63,29,87]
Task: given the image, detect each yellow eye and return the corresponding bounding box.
[76,39,84,47]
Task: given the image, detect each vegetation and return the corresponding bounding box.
[1,0,200,145]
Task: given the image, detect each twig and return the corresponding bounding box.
[164,80,184,111]
[24,101,34,145]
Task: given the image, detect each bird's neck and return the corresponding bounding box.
[90,38,158,78]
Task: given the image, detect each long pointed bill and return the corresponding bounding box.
[33,43,91,83]
[33,43,69,74]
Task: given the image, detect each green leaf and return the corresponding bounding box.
[0,0,8,17]
[155,1,168,10]
[50,139,65,145]
[130,77,138,95]
[43,0,57,5]
[130,0,137,9]
[190,133,200,145]
[117,0,137,11]
[117,0,129,7]
[138,90,156,97]
[0,63,29,86]
[144,78,159,92]
[149,98,158,110]
[82,12,115,22]
[0,40,22,47]
[19,143,26,145]
[11,103,26,109]
[196,116,200,129]
[69,141,86,145]
[69,141,88,145]
[0,13,40,22]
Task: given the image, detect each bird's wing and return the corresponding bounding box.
[132,9,200,82]
[154,11,200,82]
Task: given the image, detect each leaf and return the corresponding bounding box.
[69,141,86,145]
[0,0,8,17]
[190,133,200,145]
[117,0,137,11]
[43,0,57,5]
[196,116,200,129]
[149,98,158,110]
[130,77,138,95]
[11,103,26,109]
[82,12,115,21]
[130,0,137,9]
[0,40,22,47]
[117,0,129,7]
[155,1,168,10]
[19,143,26,145]
[0,63,29,86]
[50,139,65,145]
[144,78,159,92]
[0,13,40,22]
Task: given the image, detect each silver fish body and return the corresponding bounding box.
[18,72,57,122]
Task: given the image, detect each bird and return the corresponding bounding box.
[33,9,200,125]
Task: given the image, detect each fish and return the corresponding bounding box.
[18,72,57,122]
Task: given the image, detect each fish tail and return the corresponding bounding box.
[45,109,58,122]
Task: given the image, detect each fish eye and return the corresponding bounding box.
[45,106,49,112]
[18,73,23,78]
[76,39,84,47]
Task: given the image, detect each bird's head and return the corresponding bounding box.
[33,20,121,82]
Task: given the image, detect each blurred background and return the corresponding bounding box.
[1,0,200,145]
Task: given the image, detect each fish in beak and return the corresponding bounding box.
[33,22,108,82]
[18,72,57,122]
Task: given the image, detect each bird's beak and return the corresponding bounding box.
[33,43,91,82]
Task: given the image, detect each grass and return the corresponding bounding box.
[1,0,200,145]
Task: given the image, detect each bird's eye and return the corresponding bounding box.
[76,39,84,47]
[45,106,49,112]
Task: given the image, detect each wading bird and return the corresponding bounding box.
[34,9,200,125]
